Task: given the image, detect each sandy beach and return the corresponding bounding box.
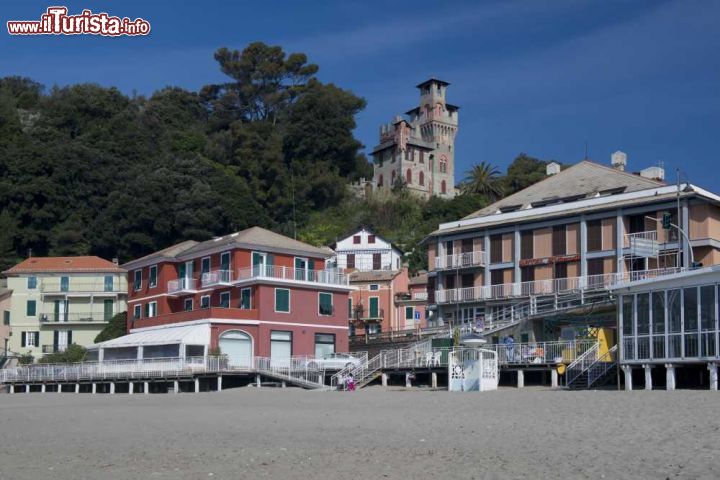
[0,387,718,480]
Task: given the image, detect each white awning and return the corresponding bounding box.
[92,324,210,349]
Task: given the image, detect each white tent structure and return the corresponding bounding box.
[88,323,210,361]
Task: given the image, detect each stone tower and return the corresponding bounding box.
[371,78,458,198]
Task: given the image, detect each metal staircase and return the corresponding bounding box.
[565,344,618,390]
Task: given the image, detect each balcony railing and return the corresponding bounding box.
[435,250,486,270]
[413,292,428,301]
[235,265,349,286]
[42,344,69,354]
[350,308,385,322]
[167,278,197,295]
[40,282,124,295]
[435,267,684,304]
[39,312,112,323]
[201,270,233,287]
[625,230,659,257]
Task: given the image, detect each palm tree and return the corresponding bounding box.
[461,162,504,201]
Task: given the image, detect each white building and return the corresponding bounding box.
[329,227,402,272]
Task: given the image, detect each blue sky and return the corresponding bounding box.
[1,0,718,188]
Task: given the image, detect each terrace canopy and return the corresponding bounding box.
[88,323,210,361]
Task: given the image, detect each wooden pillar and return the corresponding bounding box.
[144,381,149,394]
[431,372,438,389]
[217,376,222,392]
[517,370,524,388]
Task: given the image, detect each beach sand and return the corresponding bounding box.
[0,386,718,479]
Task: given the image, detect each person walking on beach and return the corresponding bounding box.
[346,373,355,391]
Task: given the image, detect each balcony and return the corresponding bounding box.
[39,313,111,324]
[624,231,659,257]
[40,282,125,296]
[167,278,198,296]
[201,269,233,287]
[435,267,685,304]
[350,307,384,323]
[131,307,260,328]
[435,250,486,270]
[235,265,350,287]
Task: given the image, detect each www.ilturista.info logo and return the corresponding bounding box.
[7,6,151,36]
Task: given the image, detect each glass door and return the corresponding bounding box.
[294,257,307,281]
[252,252,267,276]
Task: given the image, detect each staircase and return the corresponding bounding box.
[331,339,434,389]
[565,344,618,390]
[255,358,328,390]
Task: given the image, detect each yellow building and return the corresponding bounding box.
[3,256,127,360]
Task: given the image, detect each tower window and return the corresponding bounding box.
[391,170,396,185]
[378,174,384,187]
[441,180,447,194]
[419,171,425,186]
[406,169,412,184]
[440,159,447,173]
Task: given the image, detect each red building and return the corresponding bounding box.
[96,227,352,364]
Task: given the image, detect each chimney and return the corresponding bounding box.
[112,257,119,266]
[546,162,561,176]
[611,151,627,171]
[640,166,665,181]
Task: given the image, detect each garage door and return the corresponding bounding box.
[218,330,253,368]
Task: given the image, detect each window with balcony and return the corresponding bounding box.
[521,266,534,283]
[184,298,193,312]
[490,235,503,263]
[26,300,36,317]
[587,220,602,251]
[318,292,333,316]
[346,254,355,269]
[520,231,533,260]
[314,333,335,358]
[148,266,157,289]
[220,252,231,272]
[490,269,504,285]
[219,291,230,309]
[555,263,568,279]
[552,226,567,256]
[372,253,381,270]
[133,270,142,291]
[275,288,290,313]
[27,276,37,289]
[201,257,211,275]
[587,258,604,276]
[240,288,252,309]
[133,304,141,320]
[104,299,113,320]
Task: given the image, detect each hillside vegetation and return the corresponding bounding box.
[0,42,552,272]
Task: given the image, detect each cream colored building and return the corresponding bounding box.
[3,256,127,359]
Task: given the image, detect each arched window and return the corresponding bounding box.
[419,171,424,186]
[441,180,447,194]
[378,174,384,187]
[391,170,396,185]
[440,159,447,173]
[406,169,412,184]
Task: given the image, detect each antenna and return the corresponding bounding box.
[584,141,589,160]
[291,163,297,240]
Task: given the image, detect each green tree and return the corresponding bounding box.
[502,153,553,194]
[38,344,87,364]
[94,311,127,343]
[461,161,504,201]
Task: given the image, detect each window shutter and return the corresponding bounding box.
[53,331,59,350]
[67,331,72,346]
[308,259,315,271]
[21,332,26,348]
[54,300,60,322]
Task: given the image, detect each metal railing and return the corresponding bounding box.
[39,282,125,294]
[435,267,685,304]
[39,313,111,323]
[167,278,197,295]
[565,342,600,386]
[413,292,428,301]
[0,355,328,389]
[435,250,486,270]
[201,270,233,287]
[493,339,596,366]
[236,265,349,286]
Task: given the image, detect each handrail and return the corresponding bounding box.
[565,342,600,386]
[436,267,684,304]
